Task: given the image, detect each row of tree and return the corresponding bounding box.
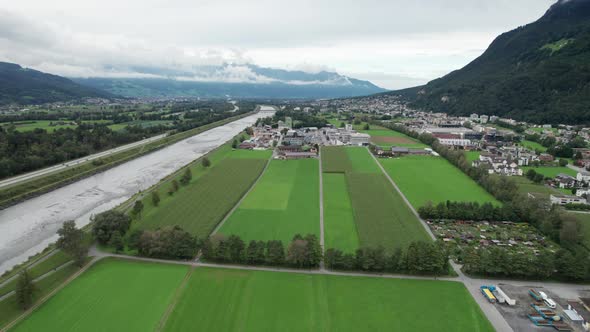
[462,246,590,281]
[202,234,322,268]
[325,242,449,276]
[418,201,513,222]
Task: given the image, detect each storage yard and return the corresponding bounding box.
[477,283,590,332]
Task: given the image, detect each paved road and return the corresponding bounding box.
[0,133,167,189]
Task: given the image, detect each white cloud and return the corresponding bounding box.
[0,0,556,89]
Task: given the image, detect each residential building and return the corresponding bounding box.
[550,194,588,206]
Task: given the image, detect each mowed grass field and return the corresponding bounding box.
[323,173,359,252]
[358,129,427,148]
[11,259,188,332]
[465,151,481,162]
[219,158,320,243]
[521,166,576,178]
[380,155,499,208]
[163,267,494,332]
[322,147,429,251]
[136,145,271,239]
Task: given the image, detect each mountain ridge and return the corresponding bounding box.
[0,62,114,105]
[388,0,590,124]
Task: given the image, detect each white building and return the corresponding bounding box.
[550,194,588,206]
[577,172,590,182]
[349,133,371,146]
[437,138,475,148]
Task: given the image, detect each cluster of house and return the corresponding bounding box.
[548,172,590,206]
[323,124,371,146]
[471,146,543,176]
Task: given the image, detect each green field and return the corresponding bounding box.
[321,147,429,250]
[570,213,590,250]
[380,156,499,208]
[520,140,547,152]
[323,173,359,252]
[347,172,430,250]
[1,121,77,132]
[521,166,576,178]
[465,151,481,162]
[163,267,493,332]
[12,259,188,332]
[322,146,352,173]
[219,158,320,243]
[513,176,561,200]
[137,147,270,238]
[358,129,427,148]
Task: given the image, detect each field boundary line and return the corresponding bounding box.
[155,266,194,332]
[0,257,101,332]
[367,148,436,241]
[210,152,274,236]
[0,260,75,302]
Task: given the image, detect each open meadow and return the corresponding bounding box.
[136,145,271,239]
[519,140,547,152]
[219,158,320,243]
[11,259,188,332]
[380,155,499,208]
[163,267,494,332]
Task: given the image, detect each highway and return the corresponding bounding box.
[0,133,168,189]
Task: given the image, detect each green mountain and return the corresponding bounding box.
[395,0,590,124]
[0,62,113,105]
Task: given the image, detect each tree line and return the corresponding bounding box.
[418,201,515,222]
[325,241,449,276]
[202,234,322,268]
[461,246,590,281]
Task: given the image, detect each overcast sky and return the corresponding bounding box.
[0,0,556,89]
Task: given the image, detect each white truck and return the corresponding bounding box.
[539,291,557,309]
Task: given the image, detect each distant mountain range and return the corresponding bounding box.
[0,62,112,105]
[72,64,387,99]
[390,0,590,124]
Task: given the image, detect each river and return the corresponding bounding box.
[0,111,274,274]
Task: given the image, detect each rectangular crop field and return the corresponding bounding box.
[162,267,494,332]
[219,158,320,243]
[323,173,359,252]
[12,259,188,332]
[345,147,381,173]
[138,154,269,238]
[321,146,352,173]
[347,172,430,250]
[380,156,499,208]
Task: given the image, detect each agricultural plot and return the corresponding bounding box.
[380,155,499,208]
[322,146,352,173]
[323,173,359,252]
[163,267,494,332]
[347,172,430,250]
[358,129,426,148]
[137,149,270,238]
[513,176,561,200]
[219,158,320,244]
[321,147,429,251]
[521,166,576,178]
[12,259,188,332]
